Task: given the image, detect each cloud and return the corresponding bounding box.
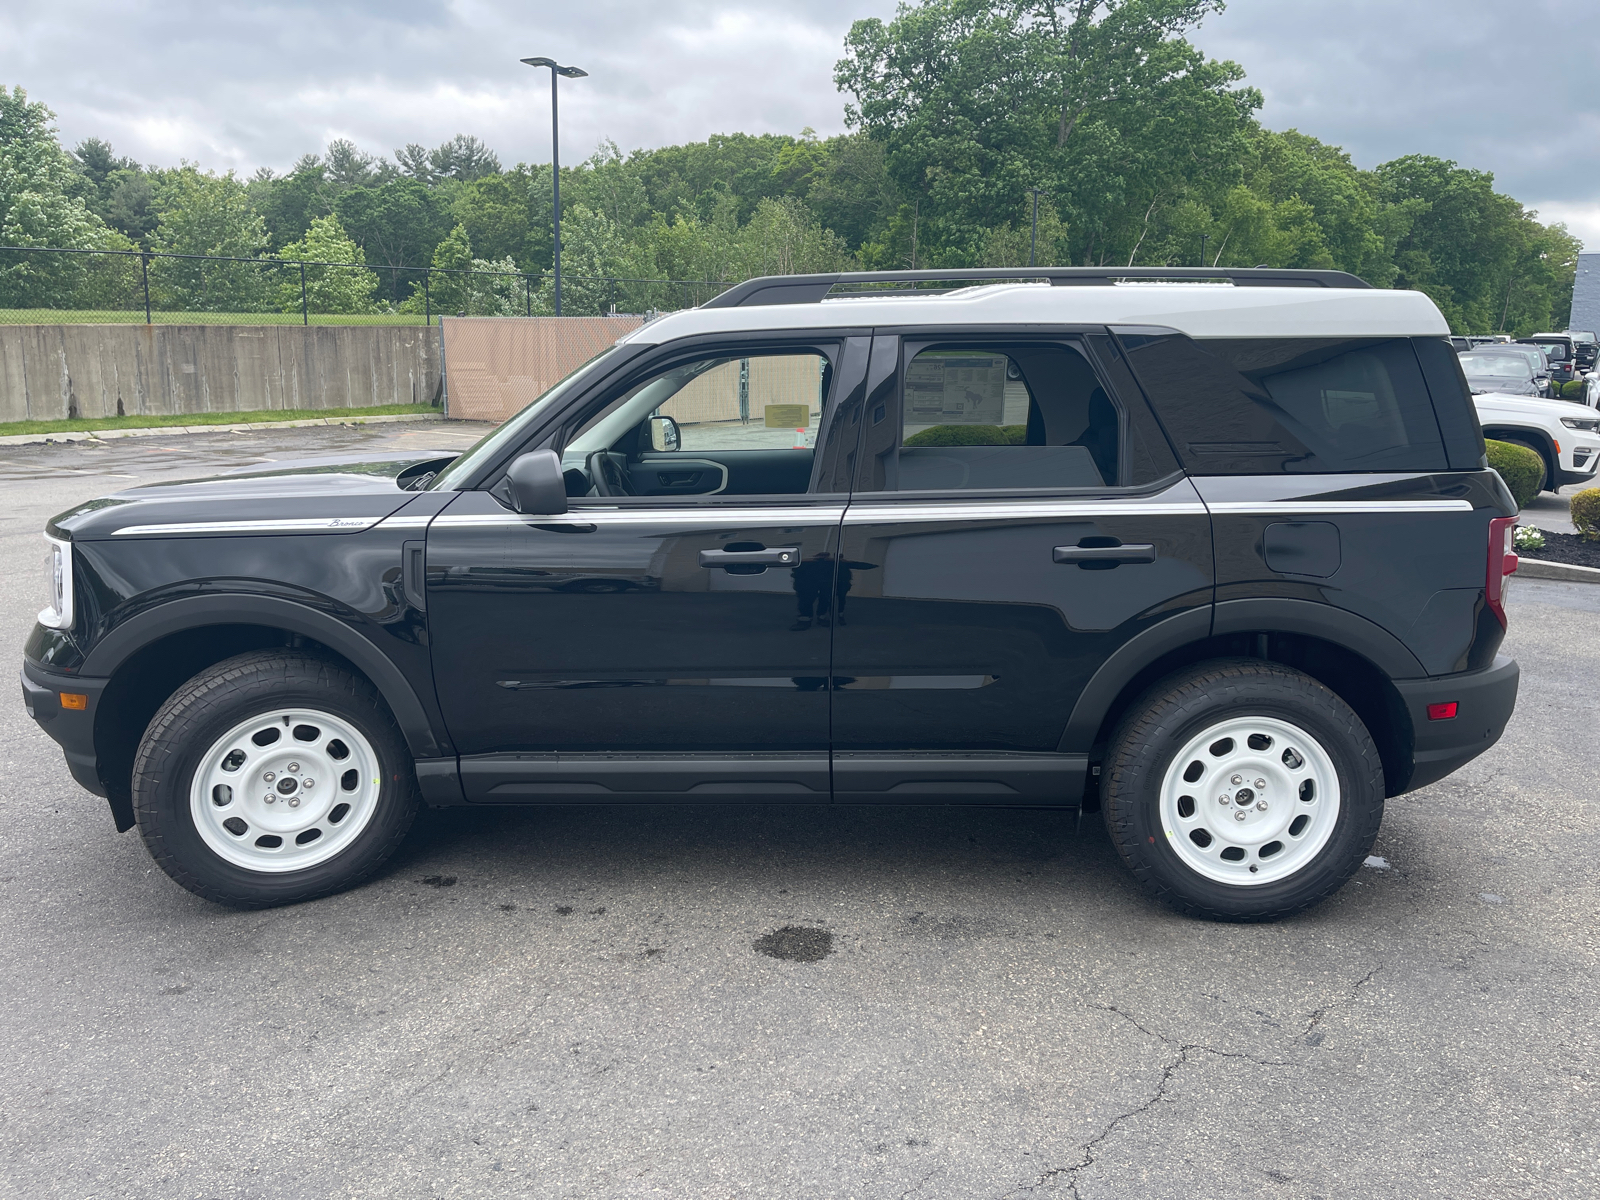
[4,0,1594,249]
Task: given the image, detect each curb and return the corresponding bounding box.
[0,411,446,447]
[1518,557,1600,584]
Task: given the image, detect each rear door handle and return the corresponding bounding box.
[699,547,801,568]
[1053,544,1157,566]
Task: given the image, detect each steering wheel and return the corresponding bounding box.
[586,450,636,497]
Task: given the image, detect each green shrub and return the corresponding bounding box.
[1571,488,1600,541]
[904,423,1027,447]
[1485,439,1544,508]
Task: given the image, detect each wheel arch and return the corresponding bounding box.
[85,596,447,830]
[1481,424,1557,482]
[1062,600,1423,799]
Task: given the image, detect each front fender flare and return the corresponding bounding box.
[80,593,447,759]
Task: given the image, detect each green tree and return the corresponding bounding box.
[335,177,455,303]
[0,85,117,306]
[837,0,1259,265]
[147,165,270,311]
[276,214,381,314]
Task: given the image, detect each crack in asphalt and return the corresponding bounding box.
[1301,964,1382,1037]
[1002,974,1386,1197]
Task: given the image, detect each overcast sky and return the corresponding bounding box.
[5,0,1597,248]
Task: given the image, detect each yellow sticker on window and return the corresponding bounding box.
[764,404,810,429]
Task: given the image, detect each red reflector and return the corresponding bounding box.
[1427,702,1458,721]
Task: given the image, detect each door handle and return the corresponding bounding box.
[699,547,801,568]
[1053,543,1157,566]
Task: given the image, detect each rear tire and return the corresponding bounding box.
[133,650,421,908]
[1102,659,1384,922]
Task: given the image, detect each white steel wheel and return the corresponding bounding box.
[190,707,382,873]
[1158,714,1341,886]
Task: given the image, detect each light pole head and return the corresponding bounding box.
[521,57,588,77]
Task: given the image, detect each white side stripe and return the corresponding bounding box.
[1206,499,1473,515]
[113,516,382,536]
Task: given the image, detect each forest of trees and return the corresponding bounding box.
[0,0,1583,332]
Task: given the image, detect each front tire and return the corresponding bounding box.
[1102,659,1384,921]
[133,650,421,908]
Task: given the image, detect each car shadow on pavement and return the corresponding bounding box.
[373,800,1136,910]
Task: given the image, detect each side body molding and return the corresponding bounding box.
[79,594,448,760]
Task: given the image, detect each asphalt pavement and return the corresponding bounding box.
[0,422,1595,1200]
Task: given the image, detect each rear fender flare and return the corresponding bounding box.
[1059,599,1425,753]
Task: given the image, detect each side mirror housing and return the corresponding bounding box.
[504,450,569,515]
[649,415,681,452]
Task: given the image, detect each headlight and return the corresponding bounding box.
[1560,417,1600,431]
[38,535,74,630]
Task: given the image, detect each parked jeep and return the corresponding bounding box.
[22,267,1521,921]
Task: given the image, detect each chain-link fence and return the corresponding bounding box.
[0,244,731,325]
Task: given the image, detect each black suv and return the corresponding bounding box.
[21,268,1521,921]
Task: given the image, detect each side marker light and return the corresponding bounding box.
[60,693,88,710]
[1427,702,1458,721]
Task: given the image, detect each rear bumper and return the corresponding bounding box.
[1393,654,1519,794]
[21,659,109,798]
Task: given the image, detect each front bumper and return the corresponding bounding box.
[21,659,110,800]
[1558,444,1599,487]
[1393,654,1519,794]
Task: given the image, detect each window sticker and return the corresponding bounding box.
[764,403,811,428]
[905,355,1008,426]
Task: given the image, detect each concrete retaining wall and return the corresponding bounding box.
[0,324,441,423]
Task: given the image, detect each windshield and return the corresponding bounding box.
[427,346,623,490]
[1460,354,1533,379]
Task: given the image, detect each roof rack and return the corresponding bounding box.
[701,266,1372,309]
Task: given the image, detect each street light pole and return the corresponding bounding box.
[1028,188,1046,267]
[521,56,588,316]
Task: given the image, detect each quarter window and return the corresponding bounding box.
[1123,334,1449,474]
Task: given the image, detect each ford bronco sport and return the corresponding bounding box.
[21,267,1521,920]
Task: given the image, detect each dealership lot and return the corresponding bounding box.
[0,422,1595,1199]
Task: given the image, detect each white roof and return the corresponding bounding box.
[620,282,1450,344]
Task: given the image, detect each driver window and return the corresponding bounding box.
[564,349,835,498]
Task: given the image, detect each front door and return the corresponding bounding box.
[426,335,870,802]
[830,332,1214,803]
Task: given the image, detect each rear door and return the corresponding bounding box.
[829,330,1213,804]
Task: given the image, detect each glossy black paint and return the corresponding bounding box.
[830,480,1214,754]
[426,489,844,757]
[1193,470,1513,677]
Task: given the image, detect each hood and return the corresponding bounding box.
[47,453,456,541]
[1464,373,1536,395]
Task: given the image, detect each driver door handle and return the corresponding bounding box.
[699,547,801,568]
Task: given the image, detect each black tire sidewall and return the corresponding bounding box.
[134,652,419,908]
[1104,662,1384,921]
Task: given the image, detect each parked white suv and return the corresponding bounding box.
[1475,391,1600,493]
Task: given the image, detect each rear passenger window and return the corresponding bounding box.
[878,344,1123,491]
[1121,334,1449,474]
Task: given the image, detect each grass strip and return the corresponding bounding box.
[0,404,439,437]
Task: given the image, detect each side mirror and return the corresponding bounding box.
[504,449,569,516]
[649,415,681,452]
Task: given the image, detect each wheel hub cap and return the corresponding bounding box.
[1159,715,1341,886]
[190,708,381,873]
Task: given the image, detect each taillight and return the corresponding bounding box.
[1486,516,1518,628]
